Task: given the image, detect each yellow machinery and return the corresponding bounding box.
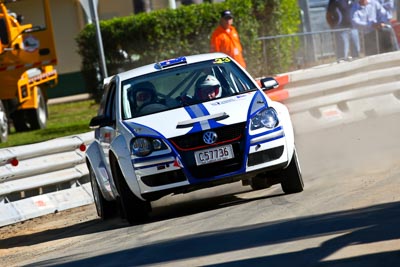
[0,0,57,136]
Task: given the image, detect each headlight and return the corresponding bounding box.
[251,107,279,130]
[131,137,167,157]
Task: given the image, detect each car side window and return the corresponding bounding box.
[104,81,116,125]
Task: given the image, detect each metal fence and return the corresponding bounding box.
[0,132,94,227]
[258,25,400,74]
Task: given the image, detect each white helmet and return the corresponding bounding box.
[195,75,222,100]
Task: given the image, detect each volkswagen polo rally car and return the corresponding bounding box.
[86,53,304,224]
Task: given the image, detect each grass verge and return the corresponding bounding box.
[0,99,99,148]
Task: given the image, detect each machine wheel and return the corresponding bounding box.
[89,165,117,220]
[113,162,151,225]
[0,100,8,143]
[280,148,304,194]
[25,86,47,130]
[12,110,29,132]
[12,87,47,132]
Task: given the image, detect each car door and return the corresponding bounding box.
[97,80,118,166]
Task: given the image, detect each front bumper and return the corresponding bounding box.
[132,122,290,199]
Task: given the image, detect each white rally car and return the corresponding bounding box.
[86,53,303,224]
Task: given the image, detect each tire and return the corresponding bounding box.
[280,148,304,194]
[12,87,47,132]
[250,174,272,191]
[25,86,47,130]
[112,161,151,225]
[12,110,29,132]
[0,100,8,143]
[89,165,117,220]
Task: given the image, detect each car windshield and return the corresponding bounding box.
[121,58,257,119]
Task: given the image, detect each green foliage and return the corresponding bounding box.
[76,0,300,98]
[254,0,302,75]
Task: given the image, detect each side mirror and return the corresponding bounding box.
[260,77,279,91]
[89,114,113,129]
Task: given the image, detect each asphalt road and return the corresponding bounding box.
[1,109,400,266]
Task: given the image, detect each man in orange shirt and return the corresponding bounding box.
[210,10,246,68]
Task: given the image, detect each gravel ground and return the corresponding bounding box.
[0,204,100,266]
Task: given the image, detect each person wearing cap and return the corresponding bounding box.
[210,10,246,68]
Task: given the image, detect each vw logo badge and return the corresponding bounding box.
[203,131,218,144]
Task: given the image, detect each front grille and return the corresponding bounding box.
[247,146,284,166]
[169,123,247,179]
[170,122,246,150]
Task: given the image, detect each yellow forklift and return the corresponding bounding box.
[0,0,57,141]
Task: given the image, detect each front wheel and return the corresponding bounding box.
[113,162,151,225]
[89,165,117,220]
[280,148,304,194]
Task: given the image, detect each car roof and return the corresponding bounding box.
[116,52,230,81]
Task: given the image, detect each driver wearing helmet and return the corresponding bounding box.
[195,75,222,101]
[129,81,157,112]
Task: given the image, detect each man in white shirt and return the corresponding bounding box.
[352,0,396,55]
[378,0,394,20]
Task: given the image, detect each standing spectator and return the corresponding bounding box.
[210,10,246,68]
[326,0,360,61]
[352,0,395,55]
[377,0,397,51]
[378,0,394,20]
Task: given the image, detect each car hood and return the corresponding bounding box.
[123,90,268,139]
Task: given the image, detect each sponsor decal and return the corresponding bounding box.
[214,57,231,64]
[236,94,247,99]
[211,98,236,106]
[28,70,57,83]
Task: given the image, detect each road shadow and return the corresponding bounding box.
[0,186,281,249]
[25,200,400,267]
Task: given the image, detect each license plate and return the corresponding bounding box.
[194,145,234,166]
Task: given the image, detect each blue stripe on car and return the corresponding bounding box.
[185,104,224,133]
[249,90,269,116]
[250,126,285,145]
